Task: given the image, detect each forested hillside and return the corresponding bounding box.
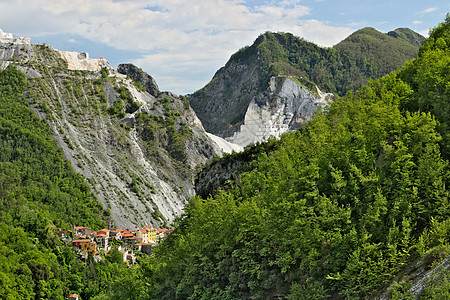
[140,16,450,299]
[189,27,422,137]
[0,65,114,298]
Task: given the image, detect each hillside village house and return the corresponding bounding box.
[110,229,122,240]
[74,226,91,237]
[136,229,149,243]
[135,242,154,254]
[121,231,141,248]
[58,230,73,244]
[66,225,173,262]
[93,229,110,252]
[73,239,96,253]
[157,228,172,241]
[68,294,79,300]
[144,226,158,242]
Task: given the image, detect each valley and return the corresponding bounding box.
[0,15,449,299]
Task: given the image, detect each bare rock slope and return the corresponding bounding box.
[0,31,221,228]
[227,76,332,147]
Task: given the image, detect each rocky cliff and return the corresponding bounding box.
[0,31,221,228]
[227,76,331,147]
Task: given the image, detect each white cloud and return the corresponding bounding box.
[0,0,354,94]
[413,20,423,25]
[419,7,438,14]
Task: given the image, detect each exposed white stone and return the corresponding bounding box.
[0,28,13,39]
[0,28,30,44]
[227,76,332,147]
[57,50,111,71]
[206,132,243,154]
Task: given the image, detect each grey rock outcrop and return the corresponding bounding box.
[0,29,33,64]
[117,64,160,97]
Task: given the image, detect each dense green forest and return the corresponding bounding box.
[140,16,450,299]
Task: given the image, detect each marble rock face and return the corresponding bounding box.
[227,76,332,147]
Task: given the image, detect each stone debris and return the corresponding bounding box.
[206,132,243,154]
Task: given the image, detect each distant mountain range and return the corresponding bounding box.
[188,27,424,138]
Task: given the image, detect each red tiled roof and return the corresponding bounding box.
[136,242,154,247]
[73,239,91,243]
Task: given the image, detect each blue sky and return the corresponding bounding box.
[0,0,447,95]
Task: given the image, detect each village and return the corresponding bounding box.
[58,224,173,266]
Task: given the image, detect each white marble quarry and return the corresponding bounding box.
[0,28,30,44]
[57,50,111,71]
[227,76,332,147]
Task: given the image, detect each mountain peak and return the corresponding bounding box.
[387,27,425,46]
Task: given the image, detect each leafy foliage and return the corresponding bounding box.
[135,95,193,164]
[143,18,449,299]
[398,14,450,159]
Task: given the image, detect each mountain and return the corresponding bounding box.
[0,34,222,229]
[188,28,423,139]
[0,15,447,300]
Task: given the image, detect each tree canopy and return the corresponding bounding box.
[142,16,450,299]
